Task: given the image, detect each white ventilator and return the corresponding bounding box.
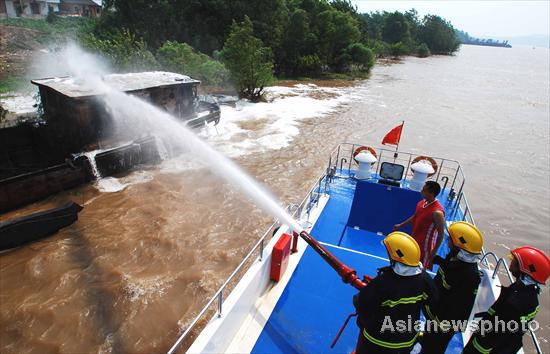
[409,160,435,191]
[354,152,377,180]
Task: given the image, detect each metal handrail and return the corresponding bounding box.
[326,143,465,191]
[167,176,327,354]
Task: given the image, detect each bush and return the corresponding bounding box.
[1,17,94,44]
[345,43,375,72]
[297,55,323,75]
[389,42,408,58]
[81,30,159,72]
[417,43,431,57]
[369,40,390,58]
[156,41,230,87]
[46,11,57,24]
[0,104,7,123]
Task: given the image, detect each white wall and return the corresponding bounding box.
[5,1,17,17]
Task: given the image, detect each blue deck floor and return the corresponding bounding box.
[251,176,463,354]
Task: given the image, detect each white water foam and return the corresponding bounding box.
[200,84,353,157]
[95,171,154,193]
[158,153,206,175]
[155,137,170,160]
[82,150,102,179]
[0,93,37,114]
[122,273,171,304]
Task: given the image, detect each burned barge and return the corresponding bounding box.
[0,72,220,213]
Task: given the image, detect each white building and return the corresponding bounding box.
[0,0,102,18]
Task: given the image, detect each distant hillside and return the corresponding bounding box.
[455,30,511,48]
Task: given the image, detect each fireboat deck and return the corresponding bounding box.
[250,174,465,354]
[178,145,534,354]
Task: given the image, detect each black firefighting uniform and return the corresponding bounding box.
[420,253,481,353]
[353,266,439,354]
[462,280,540,354]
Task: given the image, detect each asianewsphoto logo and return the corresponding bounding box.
[380,315,540,336]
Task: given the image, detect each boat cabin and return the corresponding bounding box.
[31,71,204,152]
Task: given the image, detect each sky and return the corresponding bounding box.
[351,1,550,38]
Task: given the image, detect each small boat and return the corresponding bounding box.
[186,96,221,128]
[0,202,83,251]
[167,143,543,354]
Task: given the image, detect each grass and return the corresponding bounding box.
[0,17,96,95]
[0,16,95,43]
[0,77,28,95]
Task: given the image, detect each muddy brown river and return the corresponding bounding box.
[1,45,549,353]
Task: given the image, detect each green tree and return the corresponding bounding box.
[245,0,289,61]
[330,0,357,14]
[280,9,312,75]
[362,11,385,41]
[220,16,274,101]
[418,15,460,54]
[404,9,420,42]
[316,9,360,70]
[382,11,410,45]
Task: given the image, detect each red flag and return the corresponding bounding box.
[381,122,404,146]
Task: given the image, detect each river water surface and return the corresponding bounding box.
[1,45,549,353]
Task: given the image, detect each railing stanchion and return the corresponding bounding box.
[376,150,384,176]
[336,145,341,172]
[450,165,460,191]
[462,205,469,221]
[452,180,465,220]
[340,158,347,173]
[435,159,444,182]
[217,291,223,317]
[259,239,264,261]
[292,231,299,253]
[452,192,463,221]
[403,154,413,180]
[348,144,355,175]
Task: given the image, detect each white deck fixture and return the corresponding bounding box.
[354,152,377,180]
[409,160,435,191]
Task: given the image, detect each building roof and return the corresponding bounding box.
[31,71,200,98]
[61,0,101,6]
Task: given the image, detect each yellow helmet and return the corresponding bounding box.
[447,221,483,254]
[383,232,421,266]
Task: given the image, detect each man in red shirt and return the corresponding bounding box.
[393,181,445,269]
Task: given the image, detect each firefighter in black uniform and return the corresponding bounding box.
[463,246,550,354]
[354,232,438,353]
[420,221,484,353]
